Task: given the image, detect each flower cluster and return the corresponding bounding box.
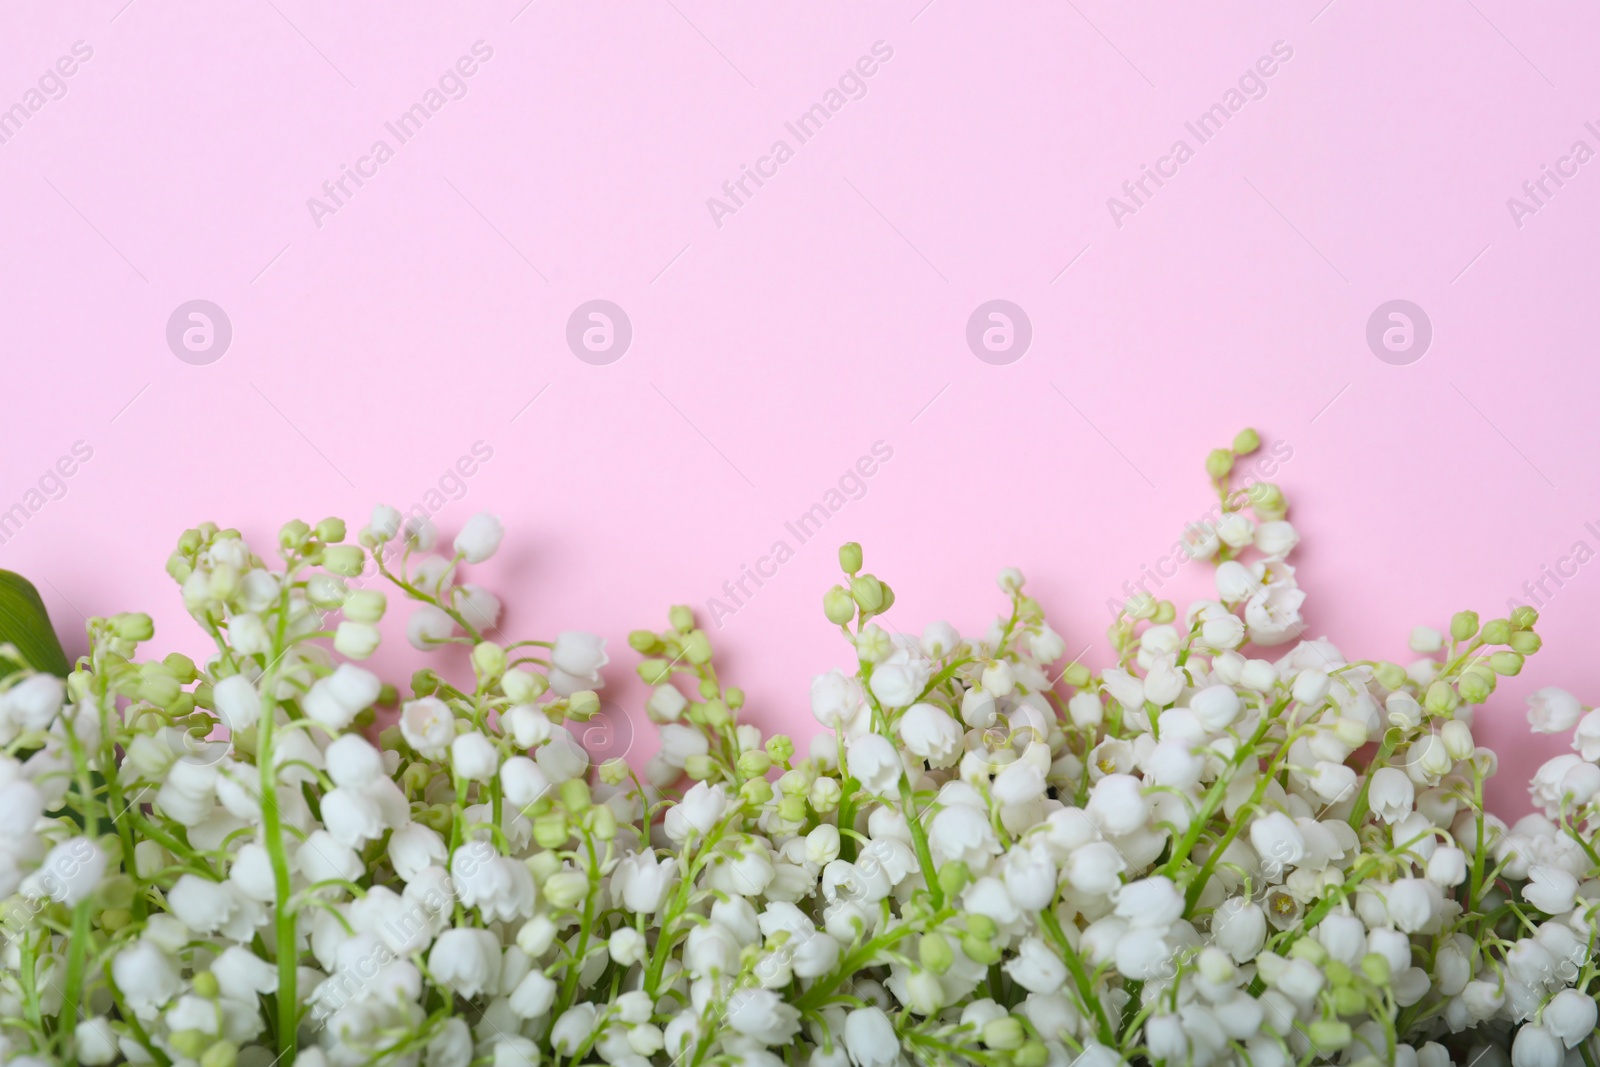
[0,431,1596,1067]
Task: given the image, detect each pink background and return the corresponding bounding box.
[3,1,1598,815]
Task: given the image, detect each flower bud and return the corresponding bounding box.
[1307,1021,1351,1052]
[1456,673,1490,705]
[1449,611,1479,642]
[1233,428,1261,454]
[740,778,773,806]
[114,613,155,642]
[1510,605,1539,630]
[824,586,857,626]
[1014,1042,1048,1067]
[850,575,886,613]
[737,750,771,778]
[472,642,507,682]
[919,932,954,974]
[278,520,311,553]
[567,691,601,720]
[1488,651,1523,676]
[668,604,694,633]
[1205,449,1234,480]
[982,1017,1025,1051]
[1423,680,1459,715]
[1479,619,1512,645]
[838,542,863,574]
[1509,630,1541,655]
[1372,662,1406,691]
[502,669,548,704]
[343,590,386,623]
[322,545,364,577]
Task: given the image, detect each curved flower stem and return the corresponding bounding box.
[1038,907,1116,1047]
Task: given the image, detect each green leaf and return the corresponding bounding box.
[0,570,70,678]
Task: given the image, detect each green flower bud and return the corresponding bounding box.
[100,907,131,933]
[1480,619,1512,645]
[411,669,439,697]
[321,545,364,577]
[567,691,601,721]
[982,1017,1025,1051]
[1489,650,1523,675]
[1510,605,1540,630]
[202,1041,240,1067]
[838,542,863,574]
[598,758,629,786]
[1287,938,1327,965]
[1423,680,1460,715]
[1205,448,1234,480]
[668,604,695,633]
[1247,482,1286,518]
[208,565,240,600]
[808,777,841,813]
[966,914,998,941]
[192,970,220,999]
[166,553,192,582]
[637,659,673,685]
[765,735,795,764]
[701,699,731,730]
[682,631,713,666]
[472,642,507,681]
[315,517,347,543]
[114,613,155,642]
[740,778,774,806]
[850,575,886,613]
[962,934,1000,965]
[588,804,617,841]
[170,1030,210,1059]
[919,931,955,974]
[1233,428,1261,454]
[1458,674,1492,704]
[177,528,204,553]
[532,813,569,849]
[684,754,714,781]
[344,589,387,623]
[938,862,971,899]
[559,779,591,812]
[1509,630,1542,655]
[1449,611,1479,642]
[542,871,588,909]
[1372,662,1407,691]
[1307,1021,1352,1051]
[726,687,745,710]
[824,586,857,626]
[1359,952,1391,984]
[1014,1040,1049,1067]
[777,795,807,822]
[628,629,662,654]
[502,668,548,704]
[1060,662,1091,688]
[278,520,311,553]
[138,665,182,708]
[1332,985,1366,1016]
[737,750,772,778]
[1152,600,1177,625]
